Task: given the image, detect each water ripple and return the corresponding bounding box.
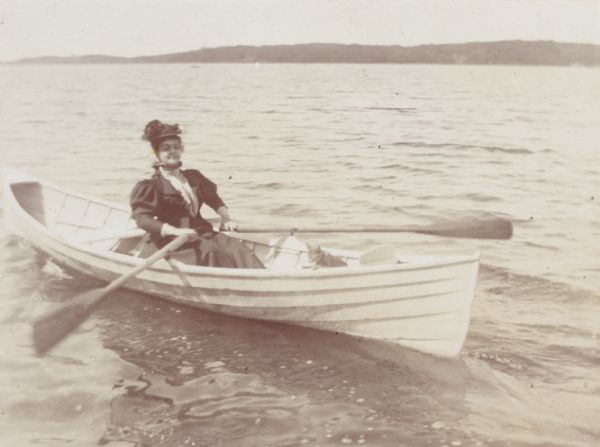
[391,140,533,155]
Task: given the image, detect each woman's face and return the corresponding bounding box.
[157,137,183,167]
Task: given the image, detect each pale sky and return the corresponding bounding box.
[1,0,599,61]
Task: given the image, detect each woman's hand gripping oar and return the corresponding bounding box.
[32,233,194,356]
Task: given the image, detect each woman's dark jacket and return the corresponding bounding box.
[130,169,225,236]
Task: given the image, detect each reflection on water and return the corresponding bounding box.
[104,368,385,446]
[97,290,470,446]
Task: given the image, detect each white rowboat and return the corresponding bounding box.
[3,170,480,357]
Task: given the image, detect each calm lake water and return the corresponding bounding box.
[0,64,598,446]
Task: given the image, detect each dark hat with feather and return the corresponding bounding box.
[142,120,182,151]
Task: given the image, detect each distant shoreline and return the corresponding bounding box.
[6,41,600,66]
[4,62,598,69]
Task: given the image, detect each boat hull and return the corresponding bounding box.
[3,169,479,357]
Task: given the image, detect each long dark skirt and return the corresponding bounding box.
[140,233,264,268]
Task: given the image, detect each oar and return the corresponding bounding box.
[234,217,513,240]
[32,233,193,356]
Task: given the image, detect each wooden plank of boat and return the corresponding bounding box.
[2,169,480,357]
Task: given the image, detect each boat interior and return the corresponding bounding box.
[11,181,373,270]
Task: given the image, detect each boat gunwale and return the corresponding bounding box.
[4,170,481,281]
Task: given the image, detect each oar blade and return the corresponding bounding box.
[32,234,192,356]
[415,218,513,240]
[32,288,107,356]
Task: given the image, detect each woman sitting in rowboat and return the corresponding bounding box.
[130,119,264,268]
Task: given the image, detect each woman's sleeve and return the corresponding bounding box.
[195,171,226,211]
[129,179,164,234]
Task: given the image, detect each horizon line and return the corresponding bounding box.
[5,39,600,64]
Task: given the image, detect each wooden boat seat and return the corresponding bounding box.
[111,234,148,256]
